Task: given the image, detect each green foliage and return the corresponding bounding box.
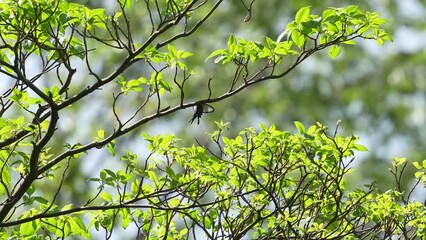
[413,159,426,185]
[209,6,391,64]
[3,120,425,238]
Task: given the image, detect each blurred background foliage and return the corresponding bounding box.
[55,0,425,201]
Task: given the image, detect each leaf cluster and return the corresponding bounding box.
[2,122,425,239]
[208,5,391,65]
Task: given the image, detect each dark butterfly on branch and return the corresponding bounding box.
[189,104,215,125]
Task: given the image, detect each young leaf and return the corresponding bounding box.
[294,121,306,134]
[295,6,311,24]
[329,45,341,59]
[291,31,305,48]
[100,192,112,202]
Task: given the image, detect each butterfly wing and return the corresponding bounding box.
[202,104,215,113]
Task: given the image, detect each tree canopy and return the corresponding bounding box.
[0,0,424,239]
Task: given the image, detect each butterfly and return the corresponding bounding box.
[189,103,215,125]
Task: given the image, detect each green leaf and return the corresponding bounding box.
[372,17,388,26]
[206,49,226,61]
[167,44,177,58]
[322,9,336,21]
[170,198,180,207]
[227,34,237,48]
[100,192,112,202]
[0,125,12,136]
[342,39,357,45]
[34,196,49,205]
[0,160,11,185]
[117,75,126,87]
[354,144,368,152]
[100,170,107,180]
[391,157,406,167]
[291,31,305,48]
[295,6,311,24]
[347,5,360,15]
[69,217,89,237]
[131,179,140,194]
[222,137,232,147]
[127,79,143,92]
[107,141,116,156]
[97,129,105,139]
[179,228,189,237]
[329,45,341,59]
[214,55,228,64]
[166,166,176,179]
[413,161,421,169]
[113,11,123,21]
[61,204,73,211]
[178,50,193,59]
[121,208,131,229]
[204,215,212,229]
[294,121,306,134]
[20,221,39,236]
[119,0,132,8]
[228,34,238,54]
[117,170,133,183]
[26,185,35,195]
[0,185,6,196]
[159,80,172,92]
[147,170,158,183]
[104,169,116,179]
